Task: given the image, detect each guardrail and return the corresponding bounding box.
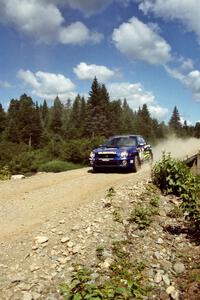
[184,151,200,175]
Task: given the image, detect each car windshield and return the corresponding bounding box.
[105,137,137,147]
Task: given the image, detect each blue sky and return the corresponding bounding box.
[0,0,200,124]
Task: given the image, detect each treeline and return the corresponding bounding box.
[0,77,199,174]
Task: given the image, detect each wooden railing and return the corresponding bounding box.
[184,151,200,175]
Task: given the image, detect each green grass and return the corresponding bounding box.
[38,160,83,173]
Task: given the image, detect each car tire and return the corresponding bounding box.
[93,166,99,173]
[132,155,141,173]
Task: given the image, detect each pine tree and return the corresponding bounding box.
[121,99,136,134]
[67,94,82,138]
[108,100,123,135]
[135,104,155,141]
[194,122,200,138]
[86,77,110,137]
[41,100,49,127]
[168,106,182,135]
[49,96,64,135]
[0,103,6,134]
[6,99,20,143]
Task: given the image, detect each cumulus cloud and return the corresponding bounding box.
[0,80,11,88]
[139,0,200,42]
[73,62,117,81]
[165,63,200,101]
[0,0,103,44]
[112,17,171,65]
[108,81,168,118]
[148,105,168,119]
[59,22,103,45]
[17,69,76,100]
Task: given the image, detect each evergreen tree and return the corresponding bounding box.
[67,94,82,138]
[6,99,20,143]
[86,77,110,137]
[136,104,155,141]
[168,106,182,135]
[108,100,123,135]
[41,100,49,127]
[121,99,136,134]
[0,103,6,134]
[49,96,64,135]
[79,96,87,137]
[194,122,200,138]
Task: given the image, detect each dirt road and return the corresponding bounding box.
[0,167,148,242]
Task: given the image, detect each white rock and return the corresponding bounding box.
[34,236,49,244]
[58,257,68,264]
[61,236,70,243]
[72,245,80,254]
[101,258,113,269]
[22,292,33,300]
[59,220,65,224]
[166,285,175,295]
[67,241,74,248]
[154,272,162,283]
[11,174,25,180]
[162,274,170,285]
[166,286,179,300]
[173,262,185,274]
[30,265,40,272]
[156,238,164,244]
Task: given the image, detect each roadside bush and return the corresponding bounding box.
[0,165,11,180]
[0,141,28,169]
[38,160,82,173]
[60,137,105,164]
[152,153,200,229]
[129,205,152,229]
[9,149,50,174]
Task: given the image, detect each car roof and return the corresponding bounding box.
[109,135,141,139]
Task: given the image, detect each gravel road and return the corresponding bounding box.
[0,167,148,242]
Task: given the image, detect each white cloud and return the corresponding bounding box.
[59,22,103,45]
[165,63,200,101]
[74,62,117,81]
[17,69,76,100]
[108,81,168,118]
[0,80,11,88]
[112,17,171,65]
[0,0,103,44]
[139,0,200,42]
[149,105,168,118]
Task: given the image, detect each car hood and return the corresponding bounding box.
[94,146,137,154]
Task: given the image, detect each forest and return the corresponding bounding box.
[0,77,200,175]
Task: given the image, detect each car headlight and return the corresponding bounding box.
[120,151,128,158]
[90,151,95,159]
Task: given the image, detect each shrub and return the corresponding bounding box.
[129,205,152,229]
[151,152,191,195]
[152,153,200,229]
[9,149,51,174]
[38,160,82,173]
[60,137,105,164]
[0,165,11,181]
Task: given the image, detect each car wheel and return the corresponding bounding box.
[93,166,99,173]
[132,156,141,172]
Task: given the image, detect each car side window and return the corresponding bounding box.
[138,137,145,145]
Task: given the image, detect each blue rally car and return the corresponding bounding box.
[89,135,153,172]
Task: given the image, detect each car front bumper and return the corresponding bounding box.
[89,158,134,168]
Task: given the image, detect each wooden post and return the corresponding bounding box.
[197,151,200,175]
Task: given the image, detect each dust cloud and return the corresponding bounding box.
[152,136,200,161]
